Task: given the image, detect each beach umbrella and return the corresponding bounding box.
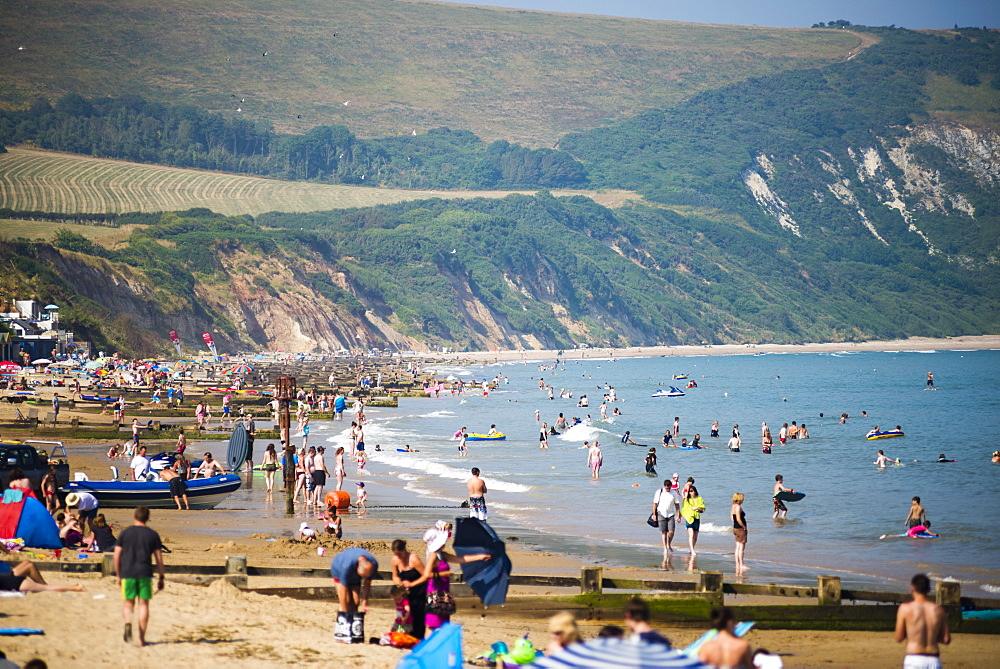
[529,637,710,668]
[30,358,52,365]
[452,517,512,607]
[0,362,21,375]
[227,363,254,375]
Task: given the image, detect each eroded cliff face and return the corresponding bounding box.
[39,246,426,355]
[744,121,1000,264]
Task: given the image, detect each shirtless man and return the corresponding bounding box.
[875,450,901,468]
[698,606,753,669]
[904,497,927,529]
[466,468,488,521]
[895,573,950,668]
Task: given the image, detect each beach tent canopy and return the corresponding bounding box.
[529,637,710,668]
[452,517,511,607]
[398,622,463,669]
[0,491,62,549]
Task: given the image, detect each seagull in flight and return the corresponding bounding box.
[343,101,350,106]
[450,249,457,254]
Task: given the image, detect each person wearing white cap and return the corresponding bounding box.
[298,522,316,542]
[401,521,492,637]
[330,547,379,643]
[65,491,99,535]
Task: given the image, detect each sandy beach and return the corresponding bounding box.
[436,334,1000,363]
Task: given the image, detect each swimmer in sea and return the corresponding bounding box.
[906,521,939,538]
[867,426,881,438]
[874,450,900,468]
[662,431,674,447]
[644,448,657,475]
[936,453,954,463]
[993,451,1000,463]
[727,434,741,452]
[621,431,638,445]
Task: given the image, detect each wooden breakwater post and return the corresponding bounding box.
[102,553,115,577]
[581,567,602,594]
[936,579,962,627]
[818,575,841,606]
[226,555,248,587]
[699,571,724,607]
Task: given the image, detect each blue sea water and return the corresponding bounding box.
[210,348,1000,593]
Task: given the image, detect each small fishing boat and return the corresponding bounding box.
[465,433,506,441]
[652,387,685,398]
[61,474,242,510]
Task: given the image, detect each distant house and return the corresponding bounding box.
[7,320,43,337]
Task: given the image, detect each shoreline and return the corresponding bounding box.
[432,334,1000,364]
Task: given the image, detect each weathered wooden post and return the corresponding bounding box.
[101,553,115,577]
[276,377,297,516]
[581,567,603,594]
[226,555,248,588]
[936,579,961,626]
[818,575,841,606]
[699,571,724,606]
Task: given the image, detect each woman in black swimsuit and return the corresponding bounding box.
[731,493,748,573]
[390,539,427,638]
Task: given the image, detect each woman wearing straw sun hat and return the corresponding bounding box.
[401,520,492,637]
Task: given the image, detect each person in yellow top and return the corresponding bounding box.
[680,485,706,556]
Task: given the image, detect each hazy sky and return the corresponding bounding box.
[437,0,999,29]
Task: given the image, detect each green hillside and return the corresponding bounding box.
[0,0,864,145]
[0,10,998,354]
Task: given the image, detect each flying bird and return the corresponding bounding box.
[450,249,457,254]
[343,101,350,106]
[18,46,24,51]
[236,107,242,112]
[262,51,268,56]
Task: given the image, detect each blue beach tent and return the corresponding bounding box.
[398,622,463,669]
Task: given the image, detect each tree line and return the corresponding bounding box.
[0,96,587,190]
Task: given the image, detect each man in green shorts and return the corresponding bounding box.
[114,506,165,647]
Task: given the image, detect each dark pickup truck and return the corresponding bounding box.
[0,439,71,495]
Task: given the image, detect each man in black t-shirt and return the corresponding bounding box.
[114,506,164,647]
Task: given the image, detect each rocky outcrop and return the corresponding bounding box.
[745,121,999,260]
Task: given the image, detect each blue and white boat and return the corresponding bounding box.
[651,386,686,398]
[61,474,242,510]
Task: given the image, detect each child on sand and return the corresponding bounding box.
[391,585,413,633]
[323,509,343,539]
[298,522,316,542]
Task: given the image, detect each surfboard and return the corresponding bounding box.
[226,423,249,472]
[775,491,806,502]
[0,628,45,635]
[396,449,420,452]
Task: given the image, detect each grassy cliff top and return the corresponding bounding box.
[0,0,865,145]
